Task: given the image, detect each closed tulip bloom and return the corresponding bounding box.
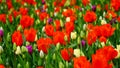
[47,18,53,24]
[39,50,44,58]
[26,45,33,54]
[0,29,3,37]
[92,5,96,11]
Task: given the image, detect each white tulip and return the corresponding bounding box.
[101,42,105,47]
[39,50,44,58]
[0,27,3,30]
[74,49,80,57]
[15,46,21,55]
[99,16,102,20]
[115,45,120,58]
[63,9,67,12]
[66,17,70,22]
[115,49,120,58]
[103,12,106,17]
[71,32,77,40]
[54,12,57,17]
[64,35,68,41]
[117,45,120,50]
[101,19,107,25]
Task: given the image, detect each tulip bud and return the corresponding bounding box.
[59,62,64,68]
[60,19,64,27]
[80,31,85,38]
[13,43,17,51]
[80,50,85,56]
[64,35,68,41]
[17,63,21,68]
[7,33,10,42]
[79,12,82,18]
[71,32,77,40]
[26,41,30,46]
[42,26,45,32]
[25,62,29,68]
[50,12,53,17]
[36,19,40,24]
[22,54,26,58]
[53,53,56,60]
[15,46,21,55]
[77,36,80,44]
[39,50,44,58]
[43,19,46,24]
[17,25,22,32]
[38,58,42,66]
[21,46,28,53]
[56,43,60,51]
[83,24,87,30]
[74,49,80,57]
[0,46,3,54]
[66,61,68,68]
[33,44,37,50]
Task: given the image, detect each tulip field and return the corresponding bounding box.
[0,0,120,68]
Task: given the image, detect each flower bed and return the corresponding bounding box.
[0,0,120,68]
